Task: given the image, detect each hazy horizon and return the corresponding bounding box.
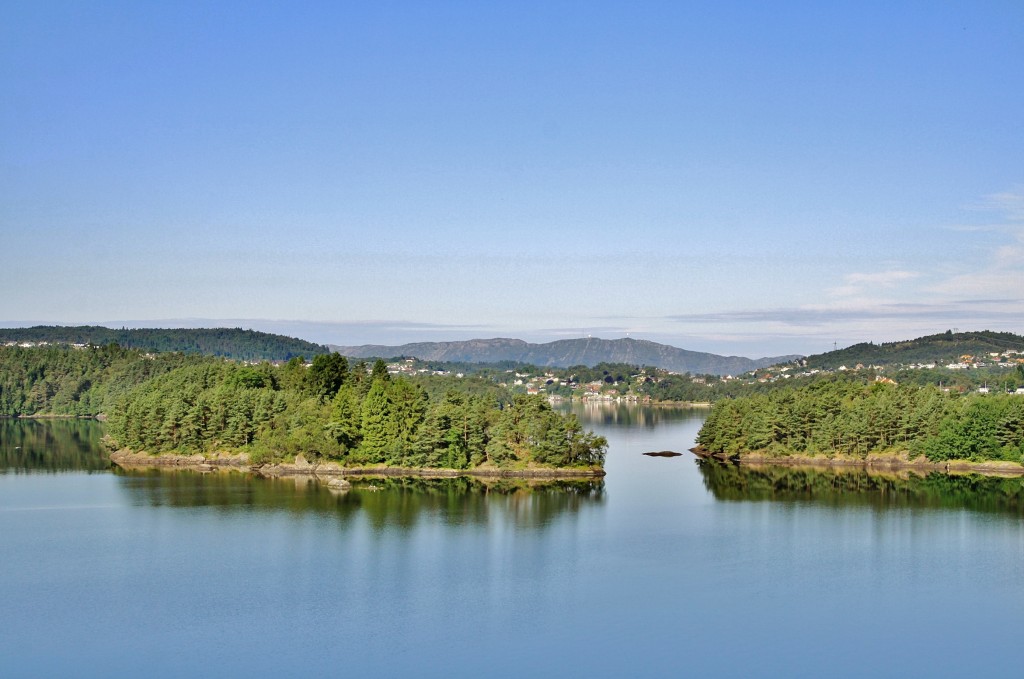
[0,316,1008,359]
[3,3,1022,356]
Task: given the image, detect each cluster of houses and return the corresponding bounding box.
[375,361,652,401]
[4,340,89,349]
[376,361,650,402]
[942,351,1024,370]
[384,358,454,378]
[748,351,1024,395]
[507,369,650,402]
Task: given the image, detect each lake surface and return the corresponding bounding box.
[3,406,1024,678]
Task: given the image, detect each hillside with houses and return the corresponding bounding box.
[803,330,1024,370]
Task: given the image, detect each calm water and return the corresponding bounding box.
[2,407,1023,678]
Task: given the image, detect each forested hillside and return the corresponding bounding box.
[805,330,1024,369]
[0,346,606,471]
[0,326,328,361]
[0,344,202,416]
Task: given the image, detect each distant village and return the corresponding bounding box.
[5,341,91,349]
[8,341,1024,399]
[750,350,1024,395]
[381,357,654,402]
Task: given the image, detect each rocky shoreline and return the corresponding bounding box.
[108,449,606,480]
[689,446,1024,477]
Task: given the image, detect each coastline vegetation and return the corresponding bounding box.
[6,329,1023,473]
[695,377,1024,464]
[0,345,606,471]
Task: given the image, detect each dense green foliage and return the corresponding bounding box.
[696,377,1024,463]
[407,372,515,406]
[805,330,1024,369]
[0,346,605,470]
[1,325,328,361]
[0,344,201,416]
[106,358,605,469]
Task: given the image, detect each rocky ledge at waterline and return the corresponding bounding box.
[109,449,606,480]
[689,447,1024,477]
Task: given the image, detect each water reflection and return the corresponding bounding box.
[0,419,109,473]
[557,401,708,429]
[115,469,604,529]
[698,459,1024,516]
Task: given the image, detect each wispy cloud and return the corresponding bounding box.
[666,299,1024,328]
[660,184,1024,352]
[845,271,920,286]
[927,187,1024,298]
[813,186,1024,312]
[658,298,1024,356]
[537,326,638,337]
[974,185,1024,222]
[828,269,921,298]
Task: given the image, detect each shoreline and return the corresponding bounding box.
[109,449,606,480]
[689,446,1024,477]
[1,414,100,420]
[558,399,712,407]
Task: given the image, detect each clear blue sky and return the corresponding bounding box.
[2,1,1022,356]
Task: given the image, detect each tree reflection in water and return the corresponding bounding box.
[698,459,1024,516]
[114,469,605,530]
[0,419,109,473]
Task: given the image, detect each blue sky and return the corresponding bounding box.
[2,1,1022,356]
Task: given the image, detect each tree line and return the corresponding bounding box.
[0,326,329,361]
[0,346,606,470]
[0,344,200,416]
[696,377,1024,463]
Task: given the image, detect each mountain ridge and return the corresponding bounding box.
[0,325,329,361]
[330,337,799,376]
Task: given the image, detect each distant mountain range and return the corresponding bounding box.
[330,337,800,376]
[12,325,1018,375]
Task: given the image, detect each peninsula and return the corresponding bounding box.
[1,343,606,477]
[693,378,1024,476]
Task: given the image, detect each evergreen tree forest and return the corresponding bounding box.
[0,346,606,470]
[0,344,202,416]
[696,377,1024,464]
